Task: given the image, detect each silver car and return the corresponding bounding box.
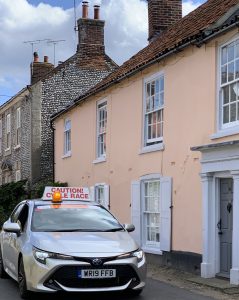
[0,198,146,298]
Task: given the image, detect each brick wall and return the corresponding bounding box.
[148,0,182,42]
[77,18,106,68]
[31,60,54,85]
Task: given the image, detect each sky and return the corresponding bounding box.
[0,0,206,104]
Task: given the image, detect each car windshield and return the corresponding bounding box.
[31,203,124,232]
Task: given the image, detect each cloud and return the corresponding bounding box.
[0,0,204,104]
[0,0,76,103]
[183,0,205,16]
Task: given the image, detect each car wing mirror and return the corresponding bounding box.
[3,222,21,236]
[123,224,135,232]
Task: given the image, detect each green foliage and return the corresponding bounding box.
[31,180,68,199]
[0,180,28,226]
[0,180,68,227]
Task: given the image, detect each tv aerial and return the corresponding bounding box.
[47,40,66,66]
[23,39,51,60]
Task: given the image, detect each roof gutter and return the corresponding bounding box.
[51,19,239,122]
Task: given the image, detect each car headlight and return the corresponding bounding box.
[117,249,144,263]
[33,247,73,264]
[132,249,144,262]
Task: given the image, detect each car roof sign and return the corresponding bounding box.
[42,186,91,201]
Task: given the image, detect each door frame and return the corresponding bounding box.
[193,142,239,284]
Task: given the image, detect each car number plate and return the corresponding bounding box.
[78,269,116,279]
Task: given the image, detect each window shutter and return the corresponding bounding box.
[103,185,110,210]
[131,180,141,246]
[89,186,95,202]
[160,177,172,252]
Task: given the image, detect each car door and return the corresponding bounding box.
[10,203,29,278]
[2,203,25,278]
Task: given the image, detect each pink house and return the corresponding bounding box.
[51,0,239,284]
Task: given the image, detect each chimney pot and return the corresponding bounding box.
[82,1,89,19]
[44,56,48,63]
[33,52,39,62]
[94,5,100,20]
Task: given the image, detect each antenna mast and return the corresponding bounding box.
[23,39,51,61]
[47,40,66,66]
[23,39,51,75]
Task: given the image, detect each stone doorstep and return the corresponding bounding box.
[187,277,239,295]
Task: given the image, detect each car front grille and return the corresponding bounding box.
[44,265,140,289]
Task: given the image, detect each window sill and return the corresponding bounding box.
[62,152,72,159]
[139,143,164,155]
[142,246,162,255]
[14,145,20,150]
[93,156,106,164]
[211,127,239,140]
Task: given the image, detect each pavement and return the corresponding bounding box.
[147,264,239,300]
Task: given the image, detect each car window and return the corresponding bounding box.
[11,203,25,223]
[31,203,124,232]
[18,204,29,232]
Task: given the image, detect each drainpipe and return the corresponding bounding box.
[50,119,55,183]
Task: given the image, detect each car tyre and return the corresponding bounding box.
[18,258,31,299]
[0,247,8,278]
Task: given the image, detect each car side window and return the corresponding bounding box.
[10,203,25,223]
[18,204,29,232]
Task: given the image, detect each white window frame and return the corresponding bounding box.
[6,113,11,150]
[16,107,21,147]
[213,35,239,138]
[0,118,2,155]
[96,99,107,159]
[95,184,105,206]
[143,72,164,149]
[141,175,161,250]
[131,174,172,255]
[90,183,110,209]
[63,118,71,157]
[15,170,21,182]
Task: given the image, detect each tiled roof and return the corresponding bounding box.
[52,0,239,120]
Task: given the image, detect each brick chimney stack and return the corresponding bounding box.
[31,52,54,84]
[77,2,105,67]
[148,0,182,43]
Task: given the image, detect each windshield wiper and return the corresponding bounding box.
[101,228,124,232]
[42,228,124,232]
[43,229,90,232]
